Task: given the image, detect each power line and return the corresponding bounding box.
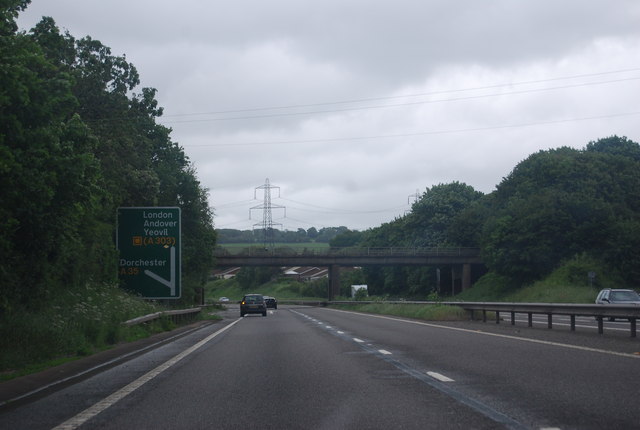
[160,76,640,124]
[214,218,253,228]
[279,197,408,215]
[161,67,640,119]
[212,198,256,209]
[185,110,640,148]
[278,215,331,229]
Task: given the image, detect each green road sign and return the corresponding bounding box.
[117,207,181,299]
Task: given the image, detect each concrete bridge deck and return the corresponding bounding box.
[213,246,482,266]
[213,246,484,299]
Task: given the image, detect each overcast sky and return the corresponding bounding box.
[17,1,640,231]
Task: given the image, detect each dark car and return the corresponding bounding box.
[264,296,277,309]
[240,294,267,317]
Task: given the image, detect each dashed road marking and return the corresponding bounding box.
[324,308,640,359]
[427,371,454,382]
[292,308,528,429]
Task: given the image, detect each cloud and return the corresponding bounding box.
[17,1,640,231]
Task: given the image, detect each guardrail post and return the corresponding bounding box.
[451,302,639,337]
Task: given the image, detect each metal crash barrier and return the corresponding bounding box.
[317,300,640,338]
[123,307,202,327]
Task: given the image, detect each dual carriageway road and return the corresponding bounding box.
[1,304,639,429]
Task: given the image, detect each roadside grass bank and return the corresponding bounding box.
[329,302,469,321]
[454,255,617,303]
[0,283,219,382]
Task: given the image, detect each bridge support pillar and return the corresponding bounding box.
[462,263,471,291]
[329,265,340,300]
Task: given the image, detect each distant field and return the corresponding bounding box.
[218,242,330,250]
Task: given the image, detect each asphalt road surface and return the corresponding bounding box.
[1,305,639,429]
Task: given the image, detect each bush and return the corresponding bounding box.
[354,288,369,301]
[0,282,161,378]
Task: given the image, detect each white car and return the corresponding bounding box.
[595,289,640,305]
[595,288,640,321]
[219,297,230,302]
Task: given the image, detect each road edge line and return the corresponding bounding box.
[51,318,242,430]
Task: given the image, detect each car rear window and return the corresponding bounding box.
[244,295,262,303]
[610,290,640,301]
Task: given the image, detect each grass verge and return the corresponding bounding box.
[329,302,469,321]
[0,283,217,382]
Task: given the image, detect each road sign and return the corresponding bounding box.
[117,207,181,299]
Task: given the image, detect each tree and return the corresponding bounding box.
[406,182,484,247]
[1,6,107,306]
[0,12,217,309]
[307,226,318,239]
[0,0,29,37]
[329,230,363,247]
[481,137,640,285]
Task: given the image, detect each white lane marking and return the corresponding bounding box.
[324,308,640,359]
[427,371,455,382]
[51,319,242,430]
[292,309,525,428]
[337,331,344,334]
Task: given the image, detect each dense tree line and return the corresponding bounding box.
[344,136,640,297]
[217,226,352,244]
[1,1,215,310]
[481,136,640,285]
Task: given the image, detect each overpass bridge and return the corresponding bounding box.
[213,246,484,300]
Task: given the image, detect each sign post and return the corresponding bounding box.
[117,207,181,299]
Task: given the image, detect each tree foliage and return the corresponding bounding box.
[1,5,215,309]
[341,137,640,296]
[354,182,484,296]
[216,226,354,244]
[481,137,640,285]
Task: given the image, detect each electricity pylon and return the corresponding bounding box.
[405,188,421,215]
[250,178,286,248]
[408,189,421,205]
